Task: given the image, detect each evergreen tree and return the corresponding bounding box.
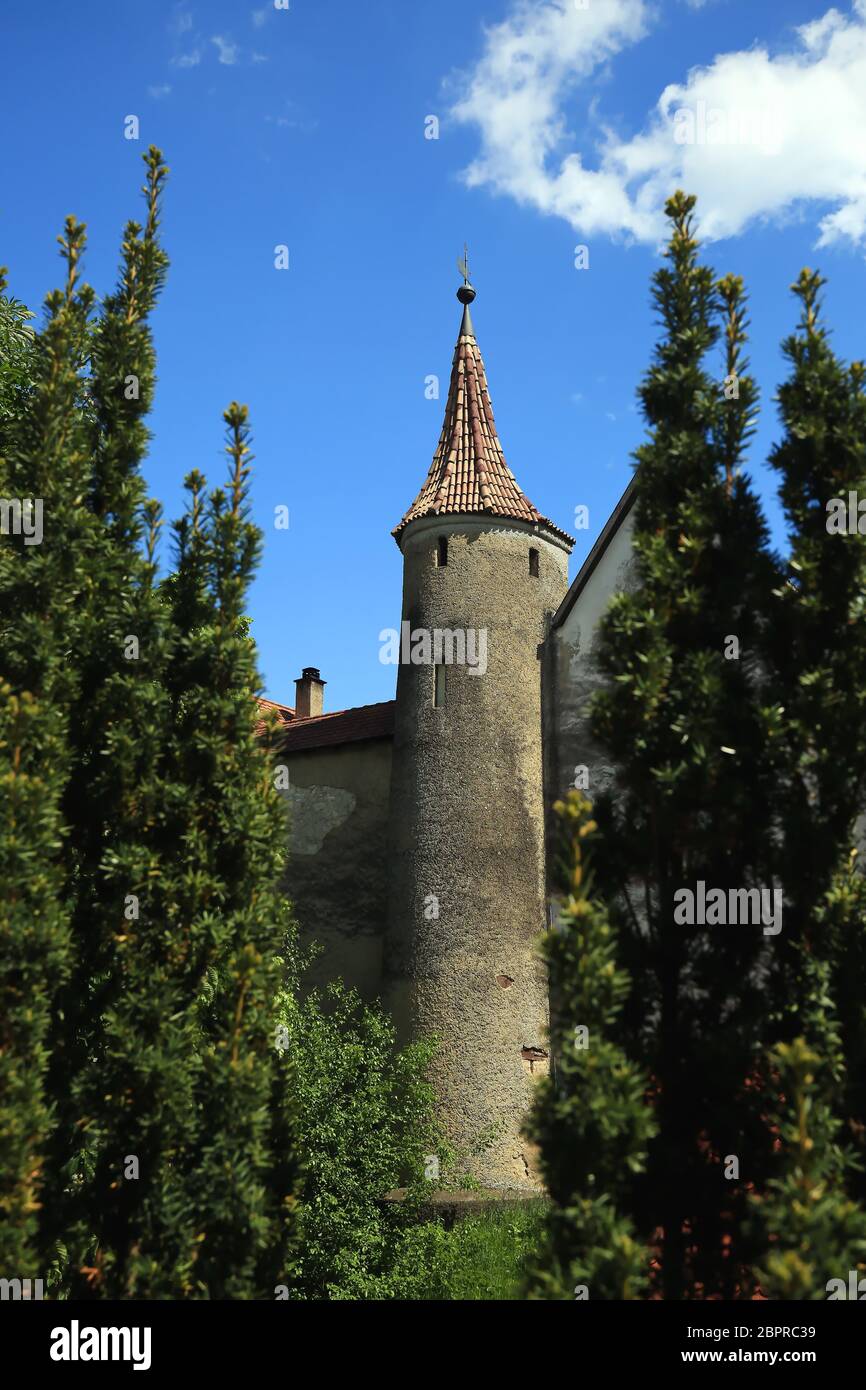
[817,855,866,1183]
[2,149,302,1296]
[767,270,866,893]
[165,409,302,1298]
[750,1035,866,1299]
[762,270,866,1185]
[587,192,781,1298]
[0,274,36,445]
[40,148,190,1295]
[0,239,93,1274]
[56,405,302,1298]
[526,792,655,1300]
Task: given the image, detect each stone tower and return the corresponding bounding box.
[385,274,573,1189]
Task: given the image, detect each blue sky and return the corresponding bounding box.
[4,0,866,711]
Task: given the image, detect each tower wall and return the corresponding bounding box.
[384,514,570,1189]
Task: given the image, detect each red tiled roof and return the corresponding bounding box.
[393,299,573,548]
[277,700,395,752]
[254,697,295,738]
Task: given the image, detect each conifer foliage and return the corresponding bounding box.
[526,792,655,1300]
[0,149,301,1296]
[768,269,866,886]
[163,412,302,1299]
[585,192,781,1298]
[536,195,866,1299]
[0,236,93,1274]
[762,271,866,1186]
[750,1036,866,1299]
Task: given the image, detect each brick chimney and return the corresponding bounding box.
[294,667,325,720]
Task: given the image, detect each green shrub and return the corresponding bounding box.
[275,976,440,1299]
[338,1200,549,1301]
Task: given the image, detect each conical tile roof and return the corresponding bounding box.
[393,292,573,547]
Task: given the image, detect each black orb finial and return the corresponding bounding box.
[456,243,476,304]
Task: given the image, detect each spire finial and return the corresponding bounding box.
[456,244,476,305]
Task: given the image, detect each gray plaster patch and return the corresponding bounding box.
[285,784,357,855]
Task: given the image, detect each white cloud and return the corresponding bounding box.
[212,34,240,65]
[265,110,318,133]
[252,6,269,26]
[169,8,193,37]
[450,0,866,251]
[171,48,201,68]
[148,83,172,99]
[252,52,269,63]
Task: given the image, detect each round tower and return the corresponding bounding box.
[385,276,573,1189]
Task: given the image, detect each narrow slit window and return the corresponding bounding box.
[529,547,540,577]
[434,663,446,708]
[437,536,448,568]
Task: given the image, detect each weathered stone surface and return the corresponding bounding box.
[284,784,356,856]
[281,739,393,1002]
[385,514,570,1190]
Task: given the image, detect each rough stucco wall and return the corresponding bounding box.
[281,739,392,1001]
[547,508,637,809]
[384,517,570,1190]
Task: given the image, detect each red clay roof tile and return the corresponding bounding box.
[275,700,394,752]
[393,300,572,548]
[254,698,295,739]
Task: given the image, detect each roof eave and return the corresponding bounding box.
[393,508,574,552]
[550,475,637,631]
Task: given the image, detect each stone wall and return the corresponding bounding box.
[281,738,392,1001]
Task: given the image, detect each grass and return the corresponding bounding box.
[439,1199,548,1299]
[390,1198,549,1300]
